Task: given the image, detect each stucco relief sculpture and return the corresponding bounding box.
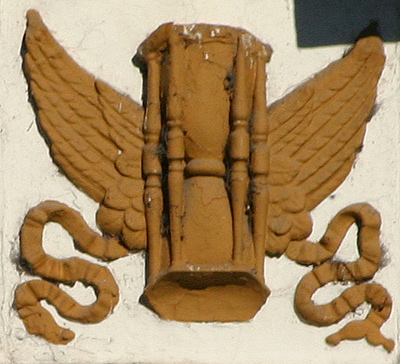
[15,10,393,351]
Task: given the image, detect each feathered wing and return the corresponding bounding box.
[24,10,146,250]
[266,36,385,255]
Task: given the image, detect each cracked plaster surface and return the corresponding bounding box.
[0,0,399,363]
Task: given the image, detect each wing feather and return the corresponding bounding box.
[25,10,143,199]
[25,27,118,167]
[266,36,385,255]
[24,10,146,249]
[291,54,381,165]
[270,40,381,160]
[96,80,144,144]
[34,89,120,188]
[302,122,366,209]
[52,149,105,201]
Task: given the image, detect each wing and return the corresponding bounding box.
[266,35,385,255]
[24,10,146,250]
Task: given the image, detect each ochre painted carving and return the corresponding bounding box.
[291,204,394,352]
[15,10,392,351]
[15,201,121,344]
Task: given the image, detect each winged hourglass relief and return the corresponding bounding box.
[14,9,393,351]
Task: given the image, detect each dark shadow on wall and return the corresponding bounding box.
[295,0,400,47]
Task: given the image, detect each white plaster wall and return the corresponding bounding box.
[0,1,399,363]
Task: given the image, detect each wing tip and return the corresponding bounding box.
[25,9,49,45]
[26,9,44,31]
[348,34,385,71]
[354,35,384,56]
[351,20,384,56]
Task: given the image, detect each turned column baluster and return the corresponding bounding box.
[167,29,186,265]
[251,49,270,277]
[143,52,163,280]
[230,35,251,264]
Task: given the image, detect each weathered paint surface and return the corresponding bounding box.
[0,1,399,363]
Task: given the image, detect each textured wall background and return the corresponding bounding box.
[0,1,399,363]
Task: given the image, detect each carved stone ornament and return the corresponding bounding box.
[15,9,393,352]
